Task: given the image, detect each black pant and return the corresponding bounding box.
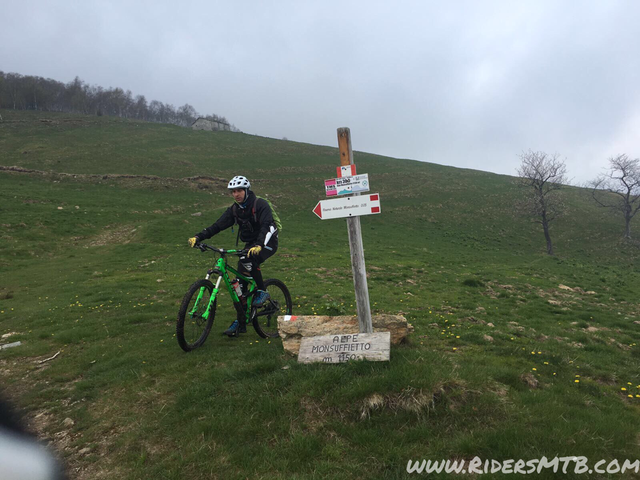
[237,239,277,291]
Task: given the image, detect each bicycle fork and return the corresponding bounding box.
[190,275,223,320]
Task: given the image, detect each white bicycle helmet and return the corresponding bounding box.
[227,175,251,189]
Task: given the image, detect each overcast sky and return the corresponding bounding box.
[2,0,639,183]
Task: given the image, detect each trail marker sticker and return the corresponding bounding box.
[313,194,381,220]
[337,165,357,178]
[325,174,370,196]
[298,332,390,364]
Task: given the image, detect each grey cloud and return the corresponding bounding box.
[1,0,639,183]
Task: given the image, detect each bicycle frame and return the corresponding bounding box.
[190,249,257,324]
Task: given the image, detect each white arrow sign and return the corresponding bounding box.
[313,194,381,220]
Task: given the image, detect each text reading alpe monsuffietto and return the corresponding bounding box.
[310,334,372,354]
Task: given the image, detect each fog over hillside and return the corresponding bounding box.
[1,1,640,183]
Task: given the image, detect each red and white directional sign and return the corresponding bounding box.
[325,174,370,196]
[313,194,381,220]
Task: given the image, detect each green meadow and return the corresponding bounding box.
[1,110,639,479]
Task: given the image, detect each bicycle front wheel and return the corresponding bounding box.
[176,279,216,352]
[252,278,292,339]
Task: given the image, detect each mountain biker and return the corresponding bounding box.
[188,176,278,336]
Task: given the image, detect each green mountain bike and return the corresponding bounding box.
[176,243,292,352]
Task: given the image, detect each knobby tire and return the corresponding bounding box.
[176,279,216,352]
[252,278,292,339]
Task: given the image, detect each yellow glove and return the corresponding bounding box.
[248,245,262,257]
[188,237,198,248]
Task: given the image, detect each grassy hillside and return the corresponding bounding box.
[1,109,639,479]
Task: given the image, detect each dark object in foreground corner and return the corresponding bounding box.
[0,396,67,480]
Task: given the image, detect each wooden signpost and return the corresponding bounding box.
[303,127,391,364]
[337,128,373,333]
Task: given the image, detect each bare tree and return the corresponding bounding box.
[133,94,148,120]
[516,150,568,255]
[589,154,640,239]
[176,103,197,127]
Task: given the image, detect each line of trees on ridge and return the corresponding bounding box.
[0,71,238,131]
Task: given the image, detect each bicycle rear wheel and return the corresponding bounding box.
[176,279,216,352]
[252,278,292,338]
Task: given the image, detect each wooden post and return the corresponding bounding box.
[337,127,373,333]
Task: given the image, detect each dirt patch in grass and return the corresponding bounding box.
[489,382,510,401]
[460,316,487,325]
[0,165,226,190]
[585,326,609,332]
[607,338,631,351]
[360,388,433,419]
[520,373,540,389]
[86,224,138,247]
[299,397,340,432]
[360,382,471,419]
[0,289,14,300]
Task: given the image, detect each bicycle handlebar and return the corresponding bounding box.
[197,243,248,256]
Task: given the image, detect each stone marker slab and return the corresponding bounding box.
[298,332,390,364]
[278,314,412,356]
